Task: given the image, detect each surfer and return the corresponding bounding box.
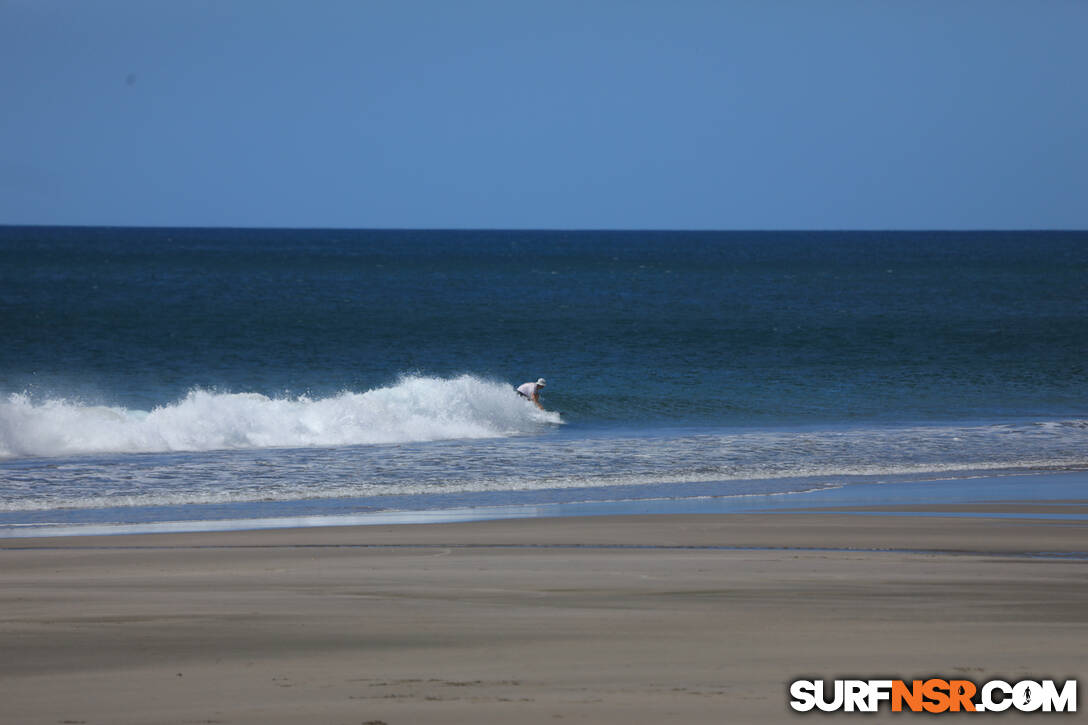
[516,378,546,409]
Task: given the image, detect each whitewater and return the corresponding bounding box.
[2,373,1086,523]
[0,375,561,459]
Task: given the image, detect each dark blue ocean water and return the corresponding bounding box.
[1,227,1086,533]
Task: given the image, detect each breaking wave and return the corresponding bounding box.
[0,375,560,459]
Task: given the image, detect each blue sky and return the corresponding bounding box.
[2,0,1085,229]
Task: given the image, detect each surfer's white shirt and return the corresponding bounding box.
[517,382,541,398]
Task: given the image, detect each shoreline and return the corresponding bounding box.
[2,508,1085,724]
[5,468,1087,539]
[6,510,1088,557]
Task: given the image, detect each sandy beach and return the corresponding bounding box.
[2,508,1085,724]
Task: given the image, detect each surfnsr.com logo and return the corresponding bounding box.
[789,678,1077,713]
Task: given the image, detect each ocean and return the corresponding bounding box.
[1,227,1086,535]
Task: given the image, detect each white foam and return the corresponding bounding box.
[0,461,1065,514]
[0,375,560,459]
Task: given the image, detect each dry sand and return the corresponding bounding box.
[2,510,1085,724]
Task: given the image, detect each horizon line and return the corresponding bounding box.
[2,223,1086,234]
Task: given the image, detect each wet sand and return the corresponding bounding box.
[2,510,1086,724]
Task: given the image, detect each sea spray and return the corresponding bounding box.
[0,375,560,459]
